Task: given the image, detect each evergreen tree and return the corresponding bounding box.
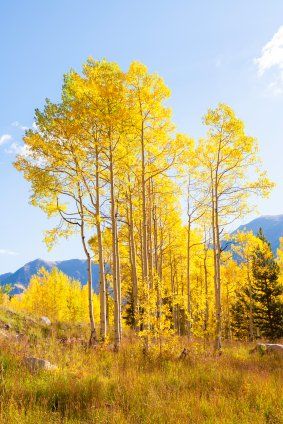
[231,287,252,340]
[251,229,283,340]
[232,229,283,340]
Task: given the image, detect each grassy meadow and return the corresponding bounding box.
[0,309,281,424]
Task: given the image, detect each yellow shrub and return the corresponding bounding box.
[10,267,99,323]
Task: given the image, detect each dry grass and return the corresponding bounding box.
[0,310,281,423]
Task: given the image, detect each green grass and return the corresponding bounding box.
[0,309,281,423]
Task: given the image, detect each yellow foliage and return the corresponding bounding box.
[10,267,99,324]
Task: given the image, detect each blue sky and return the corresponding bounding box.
[1,0,283,274]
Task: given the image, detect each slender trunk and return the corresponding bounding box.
[80,212,97,346]
[115,221,122,340]
[141,124,150,353]
[213,183,222,351]
[141,123,148,284]
[105,266,110,329]
[175,261,181,335]
[152,194,162,329]
[153,203,158,274]
[109,145,121,350]
[148,178,154,289]
[95,145,107,341]
[203,247,209,343]
[187,217,192,339]
[226,284,232,341]
[159,228,163,281]
[72,162,97,346]
[247,264,254,341]
[169,244,177,331]
[128,188,138,329]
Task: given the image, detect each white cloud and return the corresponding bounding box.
[11,121,29,131]
[0,134,12,146]
[5,142,31,157]
[255,26,283,95]
[0,249,18,256]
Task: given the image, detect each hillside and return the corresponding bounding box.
[234,214,283,253]
[0,259,100,293]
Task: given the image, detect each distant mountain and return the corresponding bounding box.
[2,214,282,295]
[233,214,283,253]
[0,258,100,294]
[0,273,12,284]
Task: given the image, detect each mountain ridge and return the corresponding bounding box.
[0,258,99,294]
[233,214,283,253]
[1,214,283,295]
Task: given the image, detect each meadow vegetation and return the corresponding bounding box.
[0,308,282,424]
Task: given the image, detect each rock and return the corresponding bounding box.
[23,357,57,372]
[265,343,283,354]
[41,316,51,326]
[250,343,283,355]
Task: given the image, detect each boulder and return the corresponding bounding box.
[41,316,51,326]
[250,343,283,355]
[23,357,57,372]
[264,343,283,354]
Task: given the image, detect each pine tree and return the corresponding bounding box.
[251,229,283,340]
[231,287,253,340]
[232,229,283,340]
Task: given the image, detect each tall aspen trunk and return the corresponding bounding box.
[115,221,122,340]
[139,219,143,280]
[169,245,177,331]
[128,188,138,329]
[226,284,232,341]
[153,203,158,274]
[159,228,163,281]
[95,145,107,341]
[105,266,110,330]
[187,217,192,339]
[141,123,150,352]
[86,254,97,346]
[212,182,222,352]
[247,265,254,341]
[148,178,154,289]
[203,247,209,344]
[73,165,97,346]
[141,123,148,284]
[127,222,135,327]
[175,260,181,336]
[154,214,161,325]
[109,145,121,350]
[79,202,97,346]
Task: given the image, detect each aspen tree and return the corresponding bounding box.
[196,103,274,351]
[14,101,99,344]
